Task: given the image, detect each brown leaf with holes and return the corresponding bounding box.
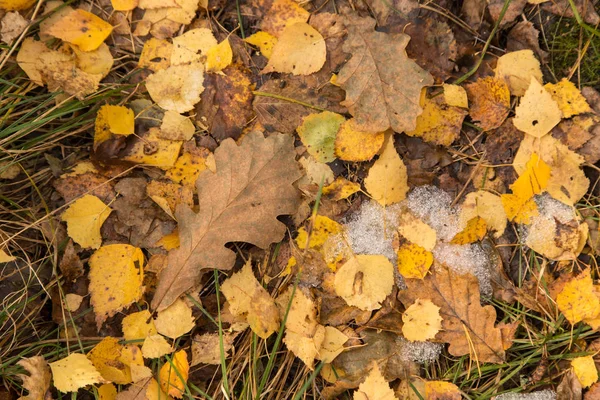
[398,263,506,363]
[152,132,302,310]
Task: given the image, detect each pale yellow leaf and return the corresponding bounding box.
[49,353,103,393]
[154,299,195,339]
[460,191,507,238]
[159,111,195,141]
[64,293,83,312]
[513,78,562,137]
[171,28,217,66]
[364,134,408,207]
[353,362,396,400]
[190,332,236,366]
[61,195,112,249]
[545,78,592,118]
[142,334,173,359]
[402,299,442,342]
[122,127,182,169]
[17,356,51,400]
[146,62,204,113]
[495,50,543,96]
[443,84,468,108]
[397,211,437,251]
[316,326,348,363]
[98,383,117,400]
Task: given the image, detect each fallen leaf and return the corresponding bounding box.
[138,38,172,72]
[261,21,326,76]
[460,191,507,238]
[165,150,212,187]
[425,381,462,400]
[443,84,469,108]
[17,356,51,400]
[334,119,385,162]
[0,0,35,10]
[171,28,216,66]
[396,241,434,280]
[317,326,348,363]
[495,50,543,96]
[122,310,157,341]
[61,194,112,249]
[397,210,437,251]
[121,127,182,169]
[142,334,173,359]
[450,216,487,245]
[465,77,510,131]
[258,0,309,37]
[398,264,506,363]
[159,111,195,141]
[244,31,277,58]
[59,240,84,281]
[87,337,133,384]
[221,260,280,338]
[49,353,103,393]
[154,298,195,339]
[1,11,28,44]
[298,155,335,188]
[70,43,113,78]
[89,244,144,329]
[364,134,408,207]
[353,362,396,400]
[158,350,189,398]
[526,210,588,261]
[44,9,112,51]
[323,177,361,201]
[190,332,236,366]
[297,111,345,163]
[146,62,204,113]
[98,383,117,400]
[337,15,433,133]
[94,105,135,149]
[111,0,138,11]
[513,78,562,138]
[556,269,600,324]
[205,38,232,72]
[507,21,548,62]
[152,132,301,310]
[545,79,592,118]
[146,180,193,219]
[64,293,83,312]
[402,299,442,342]
[334,255,394,311]
[572,356,599,388]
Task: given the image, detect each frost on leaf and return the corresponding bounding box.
[152,132,302,310]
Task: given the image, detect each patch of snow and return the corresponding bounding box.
[396,337,443,363]
[406,186,461,242]
[494,390,556,400]
[433,242,492,297]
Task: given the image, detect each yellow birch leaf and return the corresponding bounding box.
[323,177,361,201]
[262,22,326,76]
[513,78,562,137]
[158,350,189,398]
[364,134,408,207]
[572,356,599,388]
[334,255,394,311]
[157,230,180,250]
[154,299,195,339]
[146,180,193,220]
[89,244,144,329]
[87,337,132,384]
[501,195,539,225]
[244,31,277,59]
[64,293,83,312]
[450,216,487,245]
[122,310,157,341]
[353,362,395,400]
[142,334,173,359]
[61,194,112,249]
[295,215,343,250]
[70,43,113,77]
[443,84,468,108]
[147,378,174,400]
[111,0,138,11]
[402,299,442,342]
[98,383,117,400]
[15,37,47,85]
[16,356,51,400]
[206,38,232,72]
[556,269,600,324]
[316,326,348,363]
[49,353,103,393]
[138,38,172,72]
[0,0,36,10]
[495,49,543,96]
[334,119,385,162]
[460,191,507,238]
[145,62,205,113]
[396,242,433,280]
[297,111,345,163]
[165,151,211,187]
[94,105,134,147]
[122,127,182,169]
[0,249,16,263]
[397,211,437,251]
[44,9,112,52]
[425,381,462,400]
[171,28,217,66]
[545,78,592,118]
[159,111,195,141]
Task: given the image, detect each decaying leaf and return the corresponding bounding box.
[460,191,507,238]
[334,119,385,162]
[398,264,506,363]
[258,0,309,36]
[158,350,189,398]
[545,79,592,118]
[87,337,134,384]
[364,134,408,207]
[323,177,361,201]
[61,194,112,249]
[450,216,487,245]
[1,11,28,44]
[146,63,204,113]
[425,381,462,400]
[49,353,103,393]
[138,38,172,72]
[191,332,236,366]
[402,299,442,342]
[17,356,51,400]
[336,15,433,133]
[152,132,301,310]
[154,299,195,339]
[121,127,182,169]
[465,77,510,131]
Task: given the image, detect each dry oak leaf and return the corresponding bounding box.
[49,353,103,393]
[364,134,408,207]
[402,298,442,342]
[89,244,144,329]
[572,355,599,388]
[495,50,543,96]
[158,350,189,398]
[152,132,301,310]
[513,78,562,138]
[17,356,51,400]
[154,298,195,339]
[545,78,592,118]
[353,362,396,400]
[398,264,506,363]
[337,15,433,133]
[61,194,112,249]
[556,269,600,324]
[466,76,510,131]
[44,9,112,51]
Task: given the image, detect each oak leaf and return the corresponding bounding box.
[398,263,506,363]
[17,356,51,400]
[336,15,433,133]
[152,132,301,310]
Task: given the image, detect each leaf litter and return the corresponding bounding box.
[4,0,600,398]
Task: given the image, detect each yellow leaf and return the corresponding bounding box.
[122,127,182,169]
[450,216,487,245]
[87,337,132,384]
[295,215,343,250]
[0,248,16,263]
[159,111,195,141]
[111,0,138,11]
[396,242,433,280]
[513,78,562,138]
[61,195,111,249]
[146,180,193,219]
[206,38,232,72]
[0,0,36,10]
[334,119,385,162]
[545,78,592,118]
[94,105,134,147]
[297,111,345,163]
[44,9,112,52]
[425,381,462,400]
[316,326,348,363]
[147,378,174,400]
[460,191,507,238]
[364,134,408,207]
[402,299,443,342]
[142,334,173,359]
[122,310,157,341]
[397,211,437,251]
[353,362,396,400]
[323,177,361,201]
[138,38,172,72]
[262,22,326,76]
[221,260,280,339]
[443,84,468,108]
[64,293,83,312]
[526,212,588,261]
[171,28,217,66]
[70,43,113,77]
[495,49,543,96]
[165,151,212,187]
[244,31,277,59]
[465,76,510,131]
[49,353,103,393]
[556,269,600,324]
[154,299,195,339]
[298,155,334,187]
[145,63,205,113]
[501,195,539,225]
[158,350,189,398]
[97,383,117,400]
[156,230,180,250]
[334,255,394,311]
[16,356,51,400]
[89,244,144,329]
[572,356,599,388]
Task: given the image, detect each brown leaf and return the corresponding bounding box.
[542,0,599,25]
[152,132,302,310]
[466,77,510,131]
[59,239,84,282]
[17,356,51,400]
[53,172,115,204]
[196,65,254,142]
[336,15,433,133]
[507,21,548,63]
[557,369,583,400]
[488,0,526,27]
[398,263,506,363]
